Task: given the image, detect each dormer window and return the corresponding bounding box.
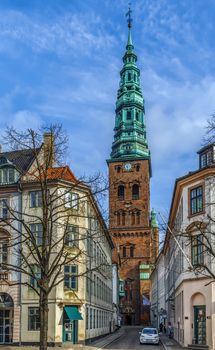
[0,167,15,185]
[198,144,214,169]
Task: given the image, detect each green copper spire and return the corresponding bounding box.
[151,209,159,228]
[110,10,150,161]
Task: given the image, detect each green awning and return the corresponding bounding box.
[64,306,83,321]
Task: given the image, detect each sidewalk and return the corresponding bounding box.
[0,328,125,350]
[160,334,183,350]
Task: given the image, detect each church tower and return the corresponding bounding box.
[107,10,159,325]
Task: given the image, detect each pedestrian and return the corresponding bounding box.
[168,322,173,338]
[159,322,163,333]
[163,324,166,334]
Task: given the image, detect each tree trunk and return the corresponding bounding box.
[40,290,49,350]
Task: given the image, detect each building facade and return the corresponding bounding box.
[0,136,114,346]
[162,144,215,349]
[107,22,159,325]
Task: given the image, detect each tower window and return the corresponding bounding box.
[122,212,126,226]
[118,185,124,200]
[136,111,139,121]
[131,212,135,225]
[116,166,121,173]
[122,246,126,258]
[127,111,131,120]
[117,212,120,225]
[130,246,134,258]
[136,212,140,224]
[128,73,131,81]
[134,74,137,82]
[132,184,139,200]
[136,165,140,172]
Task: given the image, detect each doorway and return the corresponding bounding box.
[0,293,13,344]
[194,306,206,345]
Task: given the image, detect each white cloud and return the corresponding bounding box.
[0,10,117,56]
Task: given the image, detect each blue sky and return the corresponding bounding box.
[0,0,215,218]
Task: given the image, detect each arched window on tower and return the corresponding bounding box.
[118,185,124,200]
[130,246,134,257]
[122,246,126,258]
[122,212,126,226]
[127,110,131,120]
[131,212,135,225]
[132,184,139,200]
[136,212,140,225]
[117,212,121,225]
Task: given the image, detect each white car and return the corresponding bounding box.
[139,327,160,345]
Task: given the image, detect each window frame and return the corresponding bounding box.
[0,199,8,219]
[189,184,204,217]
[29,191,42,208]
[29,223,43,246]
[191,234,204,266]
[64,265,78,290]
[28,307,40,331]
[65,224,79,248]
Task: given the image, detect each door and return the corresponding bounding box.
[63,316,77,343]
[194,306,206,345]
[0,309,13,343]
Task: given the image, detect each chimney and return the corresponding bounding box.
[43,132,55,167]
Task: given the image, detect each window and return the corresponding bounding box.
[128,73,131,81]
[136,212,140,225]
[28,307,40,331]
[0,242,8,268]
[65,192,79,210]
[65,225,79,248]
[122,212,125,225]
[131,212,135,225]
[191,235,204,265]
[190,186,203,215]
[136,111,139,121]
[130,246,134,257]
[29,265,41,289]
[122,246,126,258]
[0,168,15,184]
[200,151,213,168]
[140,272,150,280]
[29,223,43,246]
[117,212,120,225]
[132,184,139,200]
[29,191,42,208]
[127,110,131,120]
[136,165,140,172]
[64,265,78,290]
[90,308,92,329]
[86,307,89,329]
[0,199,8,219]
[118,185,124,200]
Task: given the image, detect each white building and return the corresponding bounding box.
[163,144,215,349]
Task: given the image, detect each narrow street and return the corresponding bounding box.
[103,327,163,350]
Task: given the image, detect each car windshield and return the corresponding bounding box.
[142,329,157,335]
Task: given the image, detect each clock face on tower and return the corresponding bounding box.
[124,163,132,171]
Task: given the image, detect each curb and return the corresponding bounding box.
[97,331,125,349]
[160,338,168,350]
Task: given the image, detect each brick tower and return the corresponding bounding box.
[107,11,159,325]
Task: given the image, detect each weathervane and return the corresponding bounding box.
[126,3,133,29]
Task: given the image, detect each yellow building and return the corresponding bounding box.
[0,136,114,346]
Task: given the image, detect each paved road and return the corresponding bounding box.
[104,326,163,350]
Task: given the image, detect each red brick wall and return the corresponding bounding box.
[108,159,157,325]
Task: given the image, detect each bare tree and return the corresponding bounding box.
[0,125,110,350]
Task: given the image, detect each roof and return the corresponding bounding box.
[0,148,40,174]
[47,166,77,183]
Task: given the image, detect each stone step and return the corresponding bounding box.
[187,345,209,350]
